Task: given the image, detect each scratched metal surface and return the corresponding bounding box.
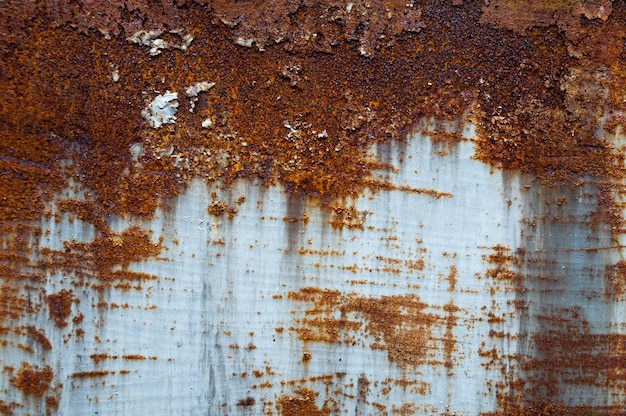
[1,123,624,415]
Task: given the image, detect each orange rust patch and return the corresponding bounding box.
[45,396,59,411]
[288,287,435,367]
[236,397,255,407]
[424,129,465,148]
[90,353,117,364]
[442,300,460,373]
[56,199,108,233]
[277,388,334,416]
[122,354,147,361]
[39,225,162,282]
[391,402,418,415]
[483,245,522,282]
[446,265,458,292]
[11,362,54,397]
[329,205,370,230]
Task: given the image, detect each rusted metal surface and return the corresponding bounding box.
[1,1,626,415]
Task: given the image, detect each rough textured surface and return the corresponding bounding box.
[1,0,626,415]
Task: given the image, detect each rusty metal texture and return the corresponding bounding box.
[1,1,626,415]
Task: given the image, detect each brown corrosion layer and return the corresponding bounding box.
[518,330,626,401]
[1,2,625,222]
[480,242,626,413]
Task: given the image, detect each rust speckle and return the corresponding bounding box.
[442,301,460,373]
[45,396,59,411]
[71,314,84,325]
[391,402,418,415]
[483,245,521,283]
[90,354,117,364]
[0,287,33,322]
[122,354,146,361]
[604,260,626,298]
[446,265,458,292]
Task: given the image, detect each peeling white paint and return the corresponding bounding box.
[235,37,254,48]
[141,91,179,128]
[185,81,215,97]
[127,29,194,56]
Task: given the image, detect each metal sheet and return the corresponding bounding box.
[2,2,626,415]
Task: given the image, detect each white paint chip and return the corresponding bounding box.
[127,29,194,56]
[185,82,215,97]
[235,37,254,48]
[142,91,179,129]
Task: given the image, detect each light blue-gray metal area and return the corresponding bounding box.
[2,121,625,415]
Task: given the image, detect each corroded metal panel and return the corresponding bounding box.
[1,1,626,415]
